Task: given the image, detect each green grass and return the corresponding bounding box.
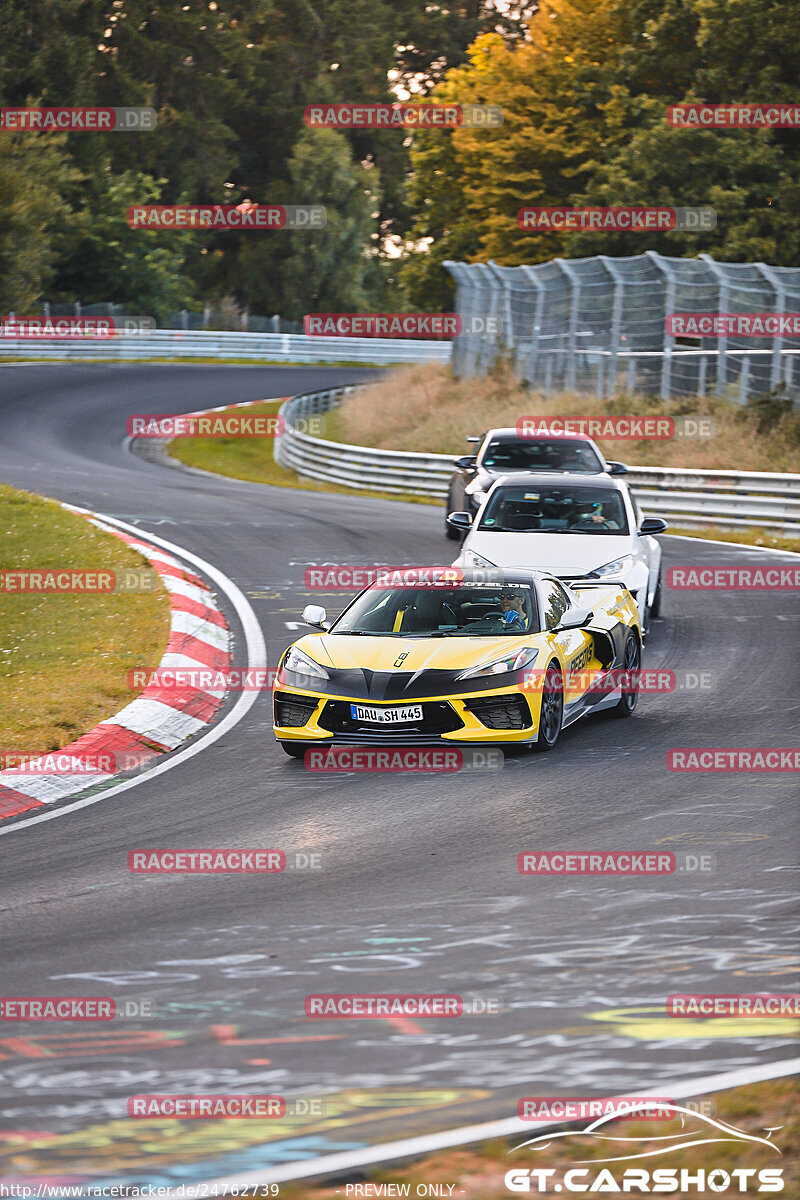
[671,526,800,555]
[0,485,170,752]
[167,399,438,506]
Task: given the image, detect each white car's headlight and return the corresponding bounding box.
[592,554,635,578]
[457,647,538,681]
[283,645,329,680]
[464,550,496,568]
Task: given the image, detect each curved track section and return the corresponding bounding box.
[0,364,798,1187]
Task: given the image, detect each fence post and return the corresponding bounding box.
[699,254,729,396]
[645,250,675,400]
[755,263,784,391]
[599,256,624,397]
[554,258,580,390]
[520,264,546,388]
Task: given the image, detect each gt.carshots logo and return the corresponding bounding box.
[505,1102,784,1193]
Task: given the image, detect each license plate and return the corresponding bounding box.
[350,704,423,724]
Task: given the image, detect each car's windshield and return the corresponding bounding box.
[480,439,603,473]
[478,485,629,534]
[332,584,537,637]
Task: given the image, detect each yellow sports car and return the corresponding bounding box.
[273,569,642,757]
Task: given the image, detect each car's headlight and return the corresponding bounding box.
[464,550,496,568]
[457,647,538,681]
[283,645,329,681]
[591,554,635,578]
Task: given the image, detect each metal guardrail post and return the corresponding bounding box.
[755,262,784,391]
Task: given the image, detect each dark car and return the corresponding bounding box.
[445,427,628,539]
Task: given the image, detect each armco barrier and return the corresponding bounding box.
[276,386,800,534]
[0,330,452,365]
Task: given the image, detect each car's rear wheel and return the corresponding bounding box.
[279,742,309,759]
[612,633,641,717]
[533,663,563,752]
[445,491,461,540]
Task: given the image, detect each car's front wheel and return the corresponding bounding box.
[612,633,641,717]
[533,663,563,752]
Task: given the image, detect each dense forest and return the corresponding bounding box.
[1,0,797,319]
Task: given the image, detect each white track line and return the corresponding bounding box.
[188,1056,800,1190]
[667,533,800,557]
[0,510,266,838]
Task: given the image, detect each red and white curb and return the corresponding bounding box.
[0,510,234,822]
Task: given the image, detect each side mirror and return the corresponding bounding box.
[606,461,629,475]
[556,606,594,631]
[638,517,668,536]
[446,511,473,531]
[302,604,328,629]
[454,455,477,470]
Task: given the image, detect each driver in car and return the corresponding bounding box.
[572,501,619,530]
[499,587,529,632]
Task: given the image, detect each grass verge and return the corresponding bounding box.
[0,485,170,753]
[166,399,437,506]
[331,364,800,473]
[284,1078,798,1199]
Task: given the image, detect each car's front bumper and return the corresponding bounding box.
[273,683,544,747]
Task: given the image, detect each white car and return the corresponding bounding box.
[449,472,667,629]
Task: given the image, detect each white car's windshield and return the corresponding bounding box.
[479,485,629,535]
[332,584,536,636]
[480,439,603,473]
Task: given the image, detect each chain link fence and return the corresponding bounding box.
[26,301,304,334]
[445,253,800,402]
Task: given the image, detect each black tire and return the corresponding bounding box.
[649,570,663,619]
[279,742,309,759]
[533,663,563,752]
[612,633,641,717]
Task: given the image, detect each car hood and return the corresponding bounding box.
[293,632,532,675]
[463,532,633,574]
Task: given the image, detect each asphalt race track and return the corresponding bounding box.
[0,363,798,1187]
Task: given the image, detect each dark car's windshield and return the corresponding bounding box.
[332,584,537,637]
[479,485,629,534]
[480,438,603,474]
